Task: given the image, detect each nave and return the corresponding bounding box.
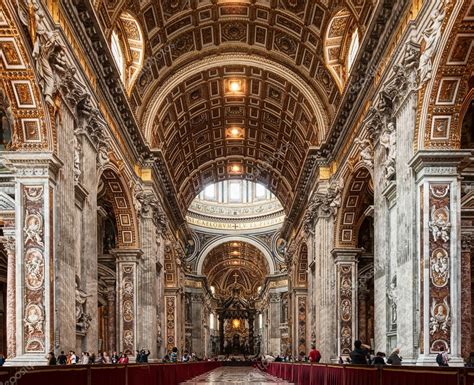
[0,0,472,372]
[181,367,292,385]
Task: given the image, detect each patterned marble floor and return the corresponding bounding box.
[180,367,293,385]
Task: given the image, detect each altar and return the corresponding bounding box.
[217,294,256,355]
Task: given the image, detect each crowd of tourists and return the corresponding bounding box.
[262,340,452,367]
[45,349,151,365]
[0,342,460,367]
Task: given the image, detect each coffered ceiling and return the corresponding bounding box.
[202,241,269,298]
[93,0,375,214]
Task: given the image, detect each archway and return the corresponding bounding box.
[197,236,276,276]
[460,87,474,359]
[94,167,140,355]
[202,241,269,356]
[334,166,374,355]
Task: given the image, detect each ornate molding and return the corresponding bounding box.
[132,184,168,235]
[303,177,343,235]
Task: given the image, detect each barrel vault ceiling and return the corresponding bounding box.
[93,0,375,215]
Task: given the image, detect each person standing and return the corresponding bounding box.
[57,351,67,365]
[387,348,402,365]
[308,344,321,363]
[349,340,370,365]
[81,352,90,365]
[111,351,119,364]
[182,350,190,362]
[0,354,5,366]
[373,352,386,365]
[69,351,78,365]
[118,353,129,364]
[47,352,57,365]
[170,347,178,362]
[436,346,449,367]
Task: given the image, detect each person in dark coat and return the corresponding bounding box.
[47,352,57,365]
[373,352,386,365]
[387,348,402,365]
[349,340,370,365]
[57,351,67,365]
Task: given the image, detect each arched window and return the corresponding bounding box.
[324,9,358,92]
[109,12,144,93]
[111,30,125,81]
[347,29,360,71]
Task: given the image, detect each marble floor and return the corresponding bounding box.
[180,367,293,385]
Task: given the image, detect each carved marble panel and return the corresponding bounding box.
[22,185,46,353]
[428,183,452,353]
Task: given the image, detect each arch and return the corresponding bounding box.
[324,8,359,93]
[202,241,269,298]
[140,57,331,213]
[0,2,51,150]
[98,166,140,249]
[196,235,276,276]
[141,55,331,144]
[416,0,474,150]
[335,166,373,248]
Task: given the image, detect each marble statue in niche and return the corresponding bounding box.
[429,205,451,242]
[75,276,92,334]
[387,276,398,330]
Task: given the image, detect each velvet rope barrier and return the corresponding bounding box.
[0,361,222,385]
[265,363,467,385]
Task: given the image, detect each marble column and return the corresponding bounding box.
[3,153,62,365]
[333,248,360,358]
[0,236,15,359]
[314,215,337,361]
[136,212,158,358]
[410,151,470,366]
[112,249,142,357]
[268,292,281,355]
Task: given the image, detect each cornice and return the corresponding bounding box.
[63,1,148,159]
[63,0,187,235]
[409,150,473,176]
